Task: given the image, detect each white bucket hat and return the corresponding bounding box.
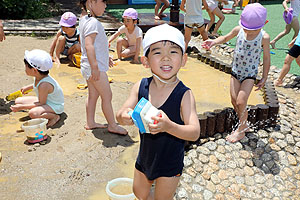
[143,24,185,56]
[24,49,53,72]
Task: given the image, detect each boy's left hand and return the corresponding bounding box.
[10,104,21,112]
[255,78,266,91]
[148,111,171,134]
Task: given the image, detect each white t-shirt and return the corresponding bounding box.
[118,25,143,46]
[291,0,300,17]
[79,15,109,72]
[184,0,204,24]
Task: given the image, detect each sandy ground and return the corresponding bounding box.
[0,36,265,200]
[0,36,139,200]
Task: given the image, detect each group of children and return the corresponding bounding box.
[6,0,300,199]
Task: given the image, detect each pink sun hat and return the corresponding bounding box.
[239,3,267,30]
[59,12,77,27]
[122,8,138,19]
[283,8,293,24]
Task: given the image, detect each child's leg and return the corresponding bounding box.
[295,55,300,66]
[158,0,170,17]
[197,25,208,41]
[88,72,127,135]
[290,17,300,40]
[133,169,154,200]
[227,77,254,143]
[116,38,129,60]
[121,46,136,59]
[67,43,81,60]
[275,54,294,86]
[211,8,225,36]
[270,24,292,49]
[206,10,216,34]
[55,35,66,62]
[155,0,162,19]
[28,105,60,127]
[154,176,180,200]
[10,96,38,112]
[85,79,107,129]
[184,26,193,51]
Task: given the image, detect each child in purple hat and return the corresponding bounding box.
[49,12,81,66]
[270,0,300,49]
[108,8,142,64]
[202,3,271,143]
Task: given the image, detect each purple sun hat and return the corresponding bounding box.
[283,8,293,24]
[59,12,77,27]
[122,8,138,20]
[239,3,267,30]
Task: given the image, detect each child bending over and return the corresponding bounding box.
[202,3,270,143]
[155,0,170,20]
[79,0,127,135]
[50,12,81,65]
[206,0,226,38]
[10,49,64,127]
[108,8,143,64]
[117,24,200,199]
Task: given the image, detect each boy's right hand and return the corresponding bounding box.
[201,40,216,50]
[91,68,100,81]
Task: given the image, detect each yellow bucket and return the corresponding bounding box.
[242,0,249,7]
[72,52,81,68]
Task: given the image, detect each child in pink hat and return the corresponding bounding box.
[108,8,142,64]
[202,3,271,143]
[270,0,300,49]
[49,12,81,66]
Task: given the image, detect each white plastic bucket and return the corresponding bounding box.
[106,178,136,200]
[223,1,234,10]
[21,118,48,143]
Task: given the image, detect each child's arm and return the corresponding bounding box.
[85,33,100,81]
[108,31,121,47]
[180,0,186,12]
[133,37,142,64]
[21,84,33,94]
[288,36,297,48]
[149,90,200,141]
[203,0,209,11]
[255,32,271,91]
[49,30,62,60]
[202,26,240,49]
[283,0,290,12]
[116,81,140,125]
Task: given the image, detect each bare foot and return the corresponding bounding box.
[226,129,245,143]
[154,15,161,20]
[274,79,283,87]
[47,115,60,127]
[159,13,167,18]
[270,41,276,49]
[108,124,128,136]
[85,123,108,130]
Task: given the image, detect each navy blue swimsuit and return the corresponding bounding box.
[135,77,190,180]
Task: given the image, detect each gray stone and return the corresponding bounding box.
[177,188,188,198]
[276,139,288,148]
[192,184,203,193]
[203,190,213,200]
[197,146,210,155]
[203,141,217,151]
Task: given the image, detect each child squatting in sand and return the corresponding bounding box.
[10,49,64,127]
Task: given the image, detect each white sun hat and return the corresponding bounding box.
[142,24,185,56]
[24,49,53,72]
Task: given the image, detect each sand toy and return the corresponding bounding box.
[6,89,32,101]
[106,177,136,200]
[72,52,81,68]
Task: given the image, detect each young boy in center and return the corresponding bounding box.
[10,49,64,127]
[117,24,200,199]
[50,12,81,66]
[108,8,143,64]
[202,3,270,143]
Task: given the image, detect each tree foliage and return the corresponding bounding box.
[0,0,54,19]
